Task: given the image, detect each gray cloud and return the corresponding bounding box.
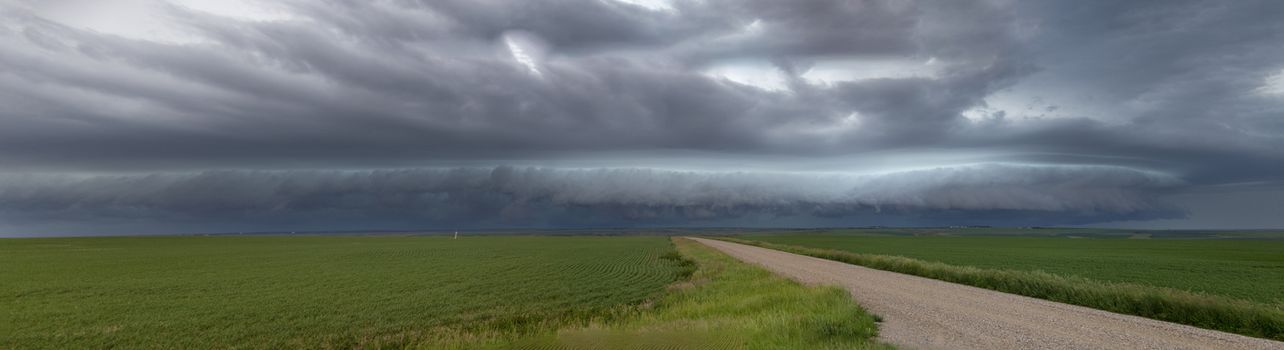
[0,0,1034,169]
[0,0,1281,234]
[0,164,1182,235]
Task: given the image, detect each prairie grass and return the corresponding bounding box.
[714,236,1284,341]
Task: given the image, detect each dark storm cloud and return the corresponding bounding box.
[0,0,1281,234]
[973,0,1284,184]
[0,0,1032,169]
[0,165,1181,234]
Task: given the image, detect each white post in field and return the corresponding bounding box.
[454,231,459,239]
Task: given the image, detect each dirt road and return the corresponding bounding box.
[689,237,1284,350]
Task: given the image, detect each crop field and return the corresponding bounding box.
[0,235,690,348]
[739,232,1284,304]
[1,234,889,349]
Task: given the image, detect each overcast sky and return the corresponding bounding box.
[1,0,1282,236]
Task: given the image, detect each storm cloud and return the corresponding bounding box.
[0,164,1182,234]
[0,0,1281,235]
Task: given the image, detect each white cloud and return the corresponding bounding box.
[611,0,675,11]
[703,60,790,91]
[168,0,293,21]
[504,31,547,77]
[802,57,941,85]
[14,0,293,44]
[1256,69,1284,96]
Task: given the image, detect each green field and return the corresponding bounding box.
[0,234,888,349]
[741,233,1284,304]
[0,235,689,348]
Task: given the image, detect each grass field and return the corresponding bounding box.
[721,232,1284,340]
[1,234,889,349]
[0,235,689,348]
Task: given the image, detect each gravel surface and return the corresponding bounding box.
[690,237,1284,350]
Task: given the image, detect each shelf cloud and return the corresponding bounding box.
[0,165,1183,234]
[1,0,1281,235]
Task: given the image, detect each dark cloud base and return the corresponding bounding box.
[0,165,1183,235]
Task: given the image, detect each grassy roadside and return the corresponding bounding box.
[711,237,1284,341]
[434,237,891,349]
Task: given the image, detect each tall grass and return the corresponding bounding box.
[713,237,1284,341]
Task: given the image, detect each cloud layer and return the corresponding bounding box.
[0,165,1183,234]
[1,0,1281,234]
[0,0,1035,168]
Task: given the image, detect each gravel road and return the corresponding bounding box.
[689,237,1284,350]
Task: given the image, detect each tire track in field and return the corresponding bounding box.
[689,237,1284,350]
